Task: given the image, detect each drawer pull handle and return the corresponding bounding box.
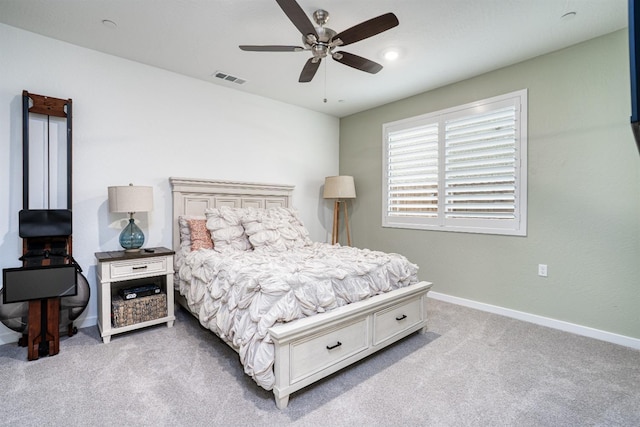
[132,265,148,270]
[326,341,342,350]
[396,314,407,321]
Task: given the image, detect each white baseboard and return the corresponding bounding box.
[0,315,97,347]
[428,291,640,350]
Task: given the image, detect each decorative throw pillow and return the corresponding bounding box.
[205,206,252,252]
[241,207,312,251]
[242,209,288,252]
[277,207,313,246]
[187,218,213,251]
[178,215,208,251]
[176,216,208,276]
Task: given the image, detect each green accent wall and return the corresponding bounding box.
[339,30,640,339]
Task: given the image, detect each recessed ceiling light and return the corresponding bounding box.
[382,48,400,61]
[381,46,403,62]
[102,19,117,29]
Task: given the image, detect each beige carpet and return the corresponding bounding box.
[0,298,639,426]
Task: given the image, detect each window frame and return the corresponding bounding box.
[382,89,528,236]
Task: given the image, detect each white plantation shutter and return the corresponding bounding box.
[444,106,517,219]
[383,90,527,236]
[387,123,439,218]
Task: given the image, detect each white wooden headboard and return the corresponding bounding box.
[169,177,294,252]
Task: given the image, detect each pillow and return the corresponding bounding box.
[176,216,208,279]
[187,218,213,251]
[178,215,205,251]
[277,207,313,246]
[178,216,192,249]
[205,206,252,253]
[241,207,312,251]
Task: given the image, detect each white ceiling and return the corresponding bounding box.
[0,0,628,118]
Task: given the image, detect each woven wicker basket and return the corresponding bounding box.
[111,293,167,327]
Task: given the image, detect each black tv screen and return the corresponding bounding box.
[3,264,77,303]
[630,0,640,153]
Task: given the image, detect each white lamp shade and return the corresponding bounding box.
[323,176,356,199]
[108,185,153,213]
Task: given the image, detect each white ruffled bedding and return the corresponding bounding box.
[177,242,419,390]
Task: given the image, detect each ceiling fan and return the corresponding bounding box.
[239,0,399,83]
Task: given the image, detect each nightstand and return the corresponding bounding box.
[95,247,175,343]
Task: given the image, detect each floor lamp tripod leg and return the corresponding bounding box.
[343,201,351,246]
[332,200,339,245]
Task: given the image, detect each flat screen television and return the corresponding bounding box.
[629,0,640,153]
[3,264,78,303]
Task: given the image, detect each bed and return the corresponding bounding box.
[170,177,433,409]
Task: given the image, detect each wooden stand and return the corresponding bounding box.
[331,200,351,246]
[26,298,60,360]
[18,91,74,360]
[19,238,70,360]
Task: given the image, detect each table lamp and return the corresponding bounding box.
[108,184,153,252]
[323,176,356,245]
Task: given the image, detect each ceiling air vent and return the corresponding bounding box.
[213,71,246,85]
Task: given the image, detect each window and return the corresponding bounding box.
[382,90,527,236]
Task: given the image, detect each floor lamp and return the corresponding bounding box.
[323,176,356,246]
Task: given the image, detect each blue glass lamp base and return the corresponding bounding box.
[120,218,145,252]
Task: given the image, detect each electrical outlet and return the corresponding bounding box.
[538,264,548,277]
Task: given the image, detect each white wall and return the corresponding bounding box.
[0,23,340,344]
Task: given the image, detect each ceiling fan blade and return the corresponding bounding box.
[333,13,399,46]
[275,0,318,38]
[299,58,321,82]
[239,45,304,52]
[333,51,383,74]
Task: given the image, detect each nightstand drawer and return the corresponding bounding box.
[110,258,166,279]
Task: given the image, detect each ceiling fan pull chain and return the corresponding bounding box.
[323,60,327,103]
